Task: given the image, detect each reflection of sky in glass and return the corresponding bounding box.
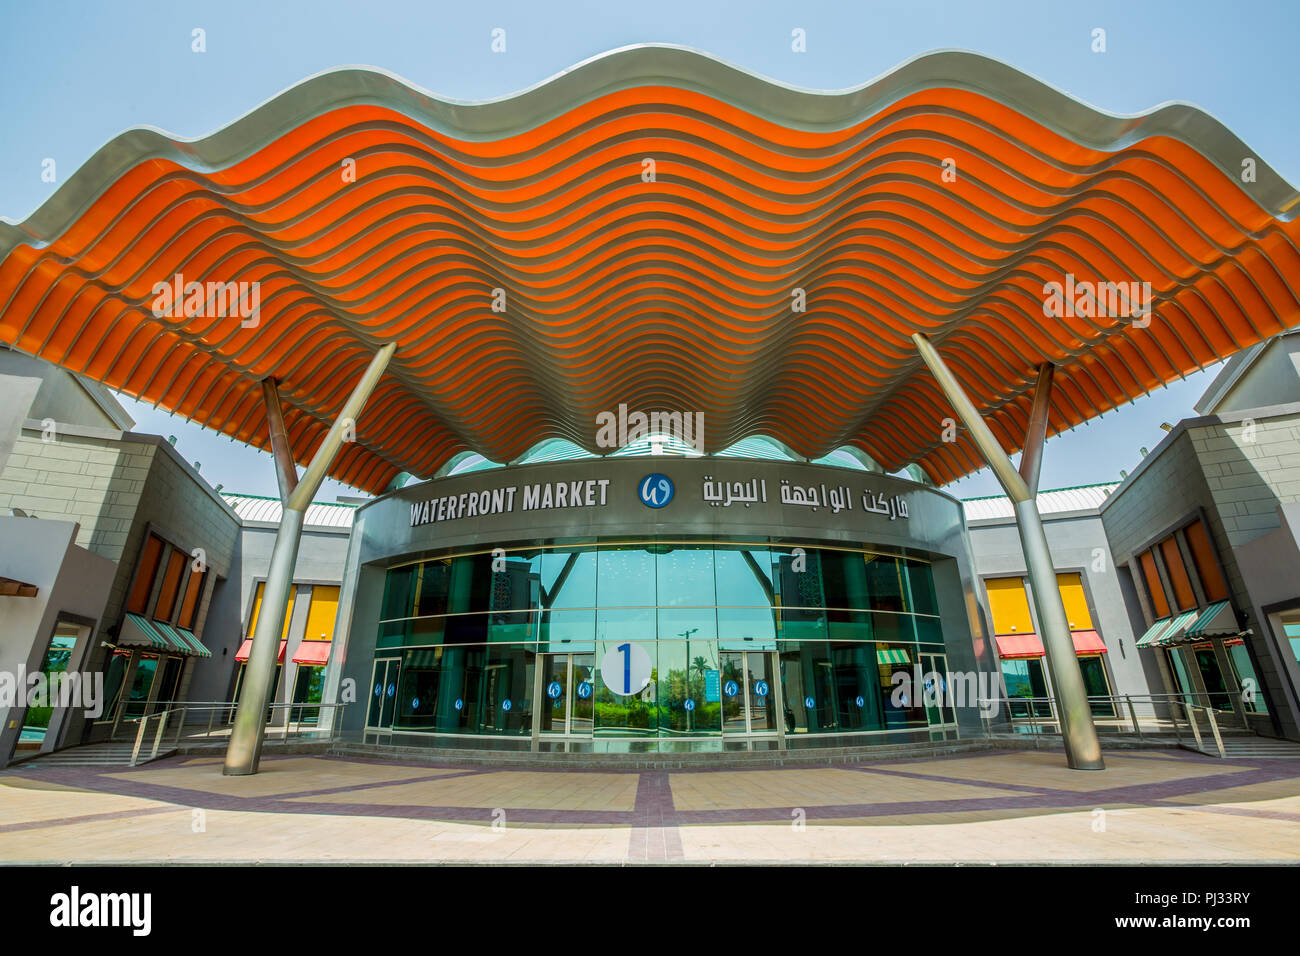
[657,607,717,642]
[713,549,771,608]
[541,549,596,609]
[718,607,777,647]
[596,608,655,645]
[596,548,655,606]
[656,547,714,607]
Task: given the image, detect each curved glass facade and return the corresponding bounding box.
[371,542,952,742]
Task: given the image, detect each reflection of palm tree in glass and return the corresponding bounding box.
[692,655,709,706]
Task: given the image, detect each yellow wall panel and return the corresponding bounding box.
[986,577,1033,634]
[303,585,340,642]
[1056,572,1094,630]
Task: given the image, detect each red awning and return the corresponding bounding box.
[292,641,332,665]
[1071,630,1108,654]
[997,632,1108,657]
[235,639,286,662]
[995,634,1045,659]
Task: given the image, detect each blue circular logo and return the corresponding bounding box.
[684,698,696,711]
[373,683,382,698]
[576,681,593,699]
[412,697,420,708]
[386,683,395,698]
[547,681,563,700]
[855,695,865,708]
[454,698,464,711]
[754,680,769,698]
[638,473,675,508]
[502,699,512,712]
[804,696,815,709]
[723,679,739,698]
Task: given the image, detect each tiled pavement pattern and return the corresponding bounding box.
[2,749,1298,863]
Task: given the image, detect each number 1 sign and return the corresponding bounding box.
[599,641,652,697]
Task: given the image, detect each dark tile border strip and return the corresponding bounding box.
[629,771,684,862]
[4,751,1299,836]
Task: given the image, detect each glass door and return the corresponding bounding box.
[1077,655,1117,717]
[537,653,595,736]
[1193,646,1233,713]
[920,653,956,727]
[366,658,400,731]
[291,665,325,724]
[721,650,778,736]
[1166,647,1198,717]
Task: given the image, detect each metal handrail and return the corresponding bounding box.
[117,701,347,745]
[980,692,1244,756]
[129,706,184,765]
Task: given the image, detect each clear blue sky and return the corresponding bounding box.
[2,0,1297,500]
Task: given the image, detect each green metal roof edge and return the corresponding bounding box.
[961,480,1122,503]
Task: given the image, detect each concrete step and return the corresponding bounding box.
[326,739,993,769]
[1182,737,1300,759]
[12,743,176,768]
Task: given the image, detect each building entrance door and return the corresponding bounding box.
[366,658,400,732]
[920,652,956,727]
[721,650,780,737]
[536,653,594,737]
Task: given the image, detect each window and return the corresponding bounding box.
[1056,573,1094,630]
[1139,550,1170,619]
[153,548,188,622]
[291,666,326,723]
[126,534,164,614]
[1136,518,1232,625]
[862,556,907,613]
[1159,537,1196,611]
[124,657,158,719]
[1000,657,1051,717]
[20,622,82,743]
[904,559,939,616]
[1226,641,1267,714]
[376,544,942,673]
[1184,519,1228,602]
[1077,656,1115,717]
[986,577,1032,634]
[176,565,206,630]
[656,546,714,607]
[597,547,655,607]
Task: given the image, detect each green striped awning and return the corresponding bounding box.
[121,613,211,657]
[1184,600,1237,639]
[1142,609,1198,648]
[121,612,175,651]
[1135,616,1172,648]
[159,622,212,659]
[876,647,911,666]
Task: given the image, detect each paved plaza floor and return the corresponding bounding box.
[2,748,1298,864]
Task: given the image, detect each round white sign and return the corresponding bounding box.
[599,641,653,697]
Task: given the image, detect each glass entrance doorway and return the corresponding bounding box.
[536,653,594,737]
[721,650,778,736]
[366,658,400,732]
[920,652,956,727]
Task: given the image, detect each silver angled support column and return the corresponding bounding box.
[912,333,1103,770]
[261,377,300,502]
[224,343,397,775]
